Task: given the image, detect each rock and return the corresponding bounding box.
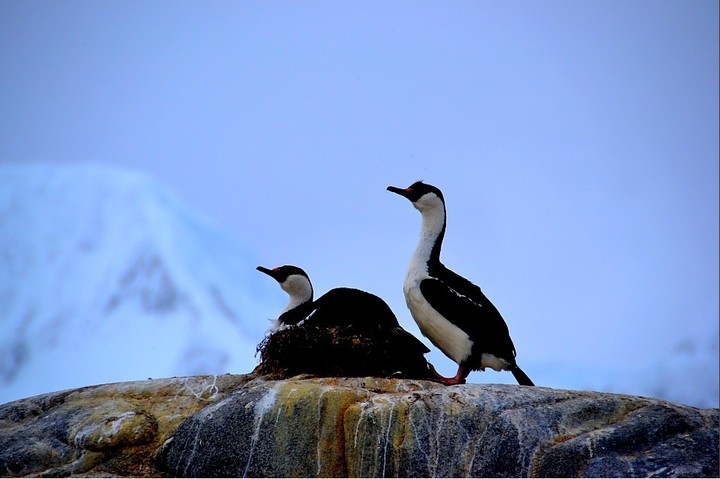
[0,375,250,477]
[1,374,717,477]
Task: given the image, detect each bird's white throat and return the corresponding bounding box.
[280,274,313,315]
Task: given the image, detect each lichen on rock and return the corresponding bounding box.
[0,374,250,477]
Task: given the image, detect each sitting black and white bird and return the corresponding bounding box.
[256,264,432,379]
[387,181,534,386]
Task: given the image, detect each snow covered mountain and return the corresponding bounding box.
[0,163,282,404]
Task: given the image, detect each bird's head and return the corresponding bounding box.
[256,265,314,304]
[387,180,445,213]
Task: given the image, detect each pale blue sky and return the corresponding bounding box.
[1,1,718,384]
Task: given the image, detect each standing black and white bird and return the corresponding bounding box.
[256,264,432,379]
[387,181,534,386]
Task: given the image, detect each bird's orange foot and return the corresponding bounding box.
[428,363,467,385]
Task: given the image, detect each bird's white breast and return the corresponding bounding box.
[403,272,473,365]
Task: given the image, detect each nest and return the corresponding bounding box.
[253,322,434,381]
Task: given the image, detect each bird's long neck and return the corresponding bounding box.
[409,203,446,274]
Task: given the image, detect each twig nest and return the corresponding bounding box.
[254,322,433,380]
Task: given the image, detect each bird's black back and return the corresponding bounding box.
[309,288,399,329]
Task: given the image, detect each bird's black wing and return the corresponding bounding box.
[419,277,517,362]
[433,264,502,316]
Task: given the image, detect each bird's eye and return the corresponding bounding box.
[273,267,280,272]
[406,187,413,192]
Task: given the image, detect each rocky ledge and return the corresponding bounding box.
[0,374,717,477]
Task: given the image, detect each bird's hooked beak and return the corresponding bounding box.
[387,185,412,199]
[256,266,281,282]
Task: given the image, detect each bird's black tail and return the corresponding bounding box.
[511,366,535,386]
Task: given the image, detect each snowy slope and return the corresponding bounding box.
[0,163,282,404]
